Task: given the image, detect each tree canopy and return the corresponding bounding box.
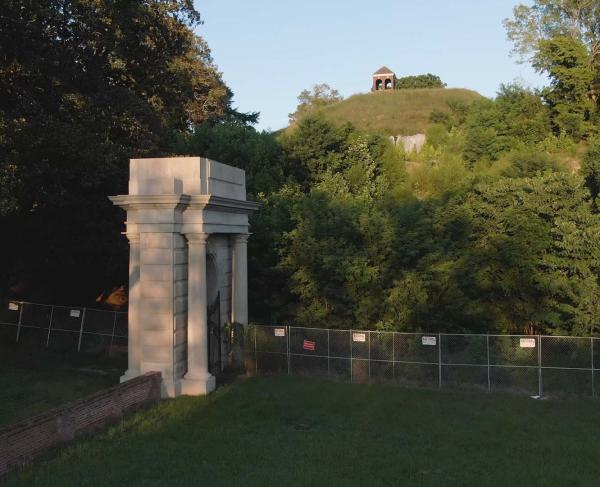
[395,74,446,89]
[0,0,234,301]
[288,84,343,124]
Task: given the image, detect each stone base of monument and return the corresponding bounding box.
[119,370,140,384]
[180,374,216,396]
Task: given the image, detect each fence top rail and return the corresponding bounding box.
[3,299,127,315]
[255,325,599,341]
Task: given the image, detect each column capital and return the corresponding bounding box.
[185,232,210,245]
[124,232,140,244]
[232,233,251,245]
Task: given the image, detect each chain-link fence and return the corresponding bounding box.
[246,325,600,398]
[0,299,127,356]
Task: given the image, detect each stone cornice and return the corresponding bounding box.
[109,194,191,211]
[109,194,260,215]
[187,195,261,214]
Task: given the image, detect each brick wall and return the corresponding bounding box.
[0,372,162,477]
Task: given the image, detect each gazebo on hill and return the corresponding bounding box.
[372,66,395,91]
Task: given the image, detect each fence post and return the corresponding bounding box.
[327,328,330,378]
[392,331,395,380]
[486,334,491,393]
[254,325,258,375]
[368,331,371,380]
[15,301,24,343]
[287,326,291,376]
[591,337,595,399]
[538,335,543,397]
[77,308,86,352]
[45,305,55,348]
[438,333,442,389]
[109,311,118,356]
[350,330,353,383]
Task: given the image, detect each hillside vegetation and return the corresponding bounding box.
[316,88,483,135]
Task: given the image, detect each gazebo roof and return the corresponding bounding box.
[373,66,394,76]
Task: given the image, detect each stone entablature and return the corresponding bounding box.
[110,157,259,397]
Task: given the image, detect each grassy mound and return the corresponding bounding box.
[316,88,483,136]
[8,376,600,486]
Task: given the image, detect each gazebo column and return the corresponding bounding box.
[232,233,249,325]
[181,232,216,395]
[121,232,141,382]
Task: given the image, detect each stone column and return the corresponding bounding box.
[121,232,141,382]
[181,233,216,395]
[232,233,249,325]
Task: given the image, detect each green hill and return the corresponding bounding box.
[315,88,484,136]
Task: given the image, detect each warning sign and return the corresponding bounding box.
[70,309,81,318]
[352,332,366,343]
[8,302,18,311]
[520,338,536,348]
[274,328,286,337]
[422,336,437,346]
[302,340,316,351]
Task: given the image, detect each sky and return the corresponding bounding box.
[195,0,545,131]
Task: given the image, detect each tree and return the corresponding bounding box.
[288,84,343,124]
[500,149,561,178]
[462,85,552,164]
[395,74,446,89]
[461,172,600,334]
[505,1,600,138]
[581,135,600,201]
[533,36,597,137]
[0,1,233,302]
[279,114,354,186]
[504,0,600,66]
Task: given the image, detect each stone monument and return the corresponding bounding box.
[110,157,260,397]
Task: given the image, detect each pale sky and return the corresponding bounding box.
[195,0,544,131]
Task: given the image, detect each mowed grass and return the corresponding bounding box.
[318,88,483,135]
[0,325,122,426]
[7,375,600,486]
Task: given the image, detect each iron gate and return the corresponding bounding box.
[207,292,221,376]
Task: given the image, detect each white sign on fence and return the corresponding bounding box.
[352,332,366,342]
[422,336,437,346]
[274,328,286,337]
[8,302,19,311]
[520,338,536,348]
[70,309,81,318]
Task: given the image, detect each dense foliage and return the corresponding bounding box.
[2,1,600,337]
[0,1,236,301]
[395,74,446,89]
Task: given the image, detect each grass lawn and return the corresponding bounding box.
[0,325,123,426]
[6,375,600,486]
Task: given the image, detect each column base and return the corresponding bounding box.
[120,369,140,383]
[180,374,216,396]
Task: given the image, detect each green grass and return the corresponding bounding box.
[316,88,483,135]
[0,326,123,426]
[7,375,600,486]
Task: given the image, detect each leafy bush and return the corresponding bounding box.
[395,74,446,89]
[500,150,562,178]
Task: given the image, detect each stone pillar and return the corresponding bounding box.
[181,233,216,395]
[121,233,141,382]
[232,233,249,325]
